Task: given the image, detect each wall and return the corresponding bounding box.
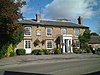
[17,25,86,51]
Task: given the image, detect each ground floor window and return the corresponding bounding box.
[24,40,31,48]
[46,40,53,49]
[72,40,80,48]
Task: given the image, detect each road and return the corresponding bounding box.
[0,55,100,75]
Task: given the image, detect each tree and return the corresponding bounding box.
[79,29,91,53]
[0,0,25,57]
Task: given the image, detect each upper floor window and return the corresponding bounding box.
[61,28,66,35]
[24,27,31,36]
[74,29,80,37]
[46,28,52,36]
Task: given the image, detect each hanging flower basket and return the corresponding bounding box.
[34,38,40,47]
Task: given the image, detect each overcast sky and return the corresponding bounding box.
[21,0,100,34]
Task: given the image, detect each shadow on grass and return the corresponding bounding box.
[83,71,100,75]
[4,71,52,75]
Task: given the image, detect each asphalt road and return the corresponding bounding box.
[0,56,100,75]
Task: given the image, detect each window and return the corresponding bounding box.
[74,29,80,36]
[46,28,52,36]
[25,40,31,48]
[72,40,80,47]
[24,27,31,36]
[46,40,53,49]
[61,28,66,35]
[76,41,80,47]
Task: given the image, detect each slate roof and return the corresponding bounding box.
[89,36,100,44]
[19,19,89,28]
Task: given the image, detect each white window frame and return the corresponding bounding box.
[46,40,53,49]
[46,28,52,36]
[24,40,32,49]
[61,28,66,35]
[24,27,32,36]
[74,29,80,37]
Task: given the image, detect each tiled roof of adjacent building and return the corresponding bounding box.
[19,19,89,28]
[89,36,100,44]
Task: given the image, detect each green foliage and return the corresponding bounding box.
[5,43,14,57]
[31,49,40,55]
[1,43,9,57]
[42,49,50,55]
[31,49,45,55]
[79,29,90,43]
[79,29,91,53]
[80,43,91,53]
[54,48,61,54]
[73,48,81,54]
[10,52,16,57]
[31,48,62,55]
[0,51,4,59]
[0,0,25,58]
[16,49,26,55]
[0,43,15,58]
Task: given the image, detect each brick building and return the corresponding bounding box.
[17,13,89,54]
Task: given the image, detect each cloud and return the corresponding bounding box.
[21,0,33,13]
[43,0,99,19]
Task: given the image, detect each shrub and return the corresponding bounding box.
[31,49,40,55]
[73,48,81,54]
[54,48,61,54]
[0,51,4,59]
[5,43,14,57]
[16,49,26,55]
[42,49,50,55]
[32,49,48,55]
[0,43,11,58]
[10,52,16,57]
[38,49,45,55]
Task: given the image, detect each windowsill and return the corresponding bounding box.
[24,35,32,37]
[74,36,79,37]
[46,35,52,37]
[46,48,53,49]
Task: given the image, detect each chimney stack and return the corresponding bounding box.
[36,13,40,23]
[78,16,82,24]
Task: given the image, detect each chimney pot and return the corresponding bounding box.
[36,13,40,23]
[78,16,82,24]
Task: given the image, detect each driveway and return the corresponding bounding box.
[0,53,100,66]
[0,54,100,75]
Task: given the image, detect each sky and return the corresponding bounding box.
[21,0,100,34]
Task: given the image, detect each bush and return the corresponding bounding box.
[73,48,81,54]
[5,43,14,57]
[0,43,10,58]
[42,49,50,55]
[38,49,45,55]
[16,49,26,55]
[32,49,50,55]
[31,49,40,55]
[10,52,16,57]
[54,48,61,54]
[0,51,4,59]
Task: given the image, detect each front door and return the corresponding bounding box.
[24,40,32,54]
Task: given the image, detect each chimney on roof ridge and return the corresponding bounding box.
[36,13,40,23]
[78,16,82,25]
